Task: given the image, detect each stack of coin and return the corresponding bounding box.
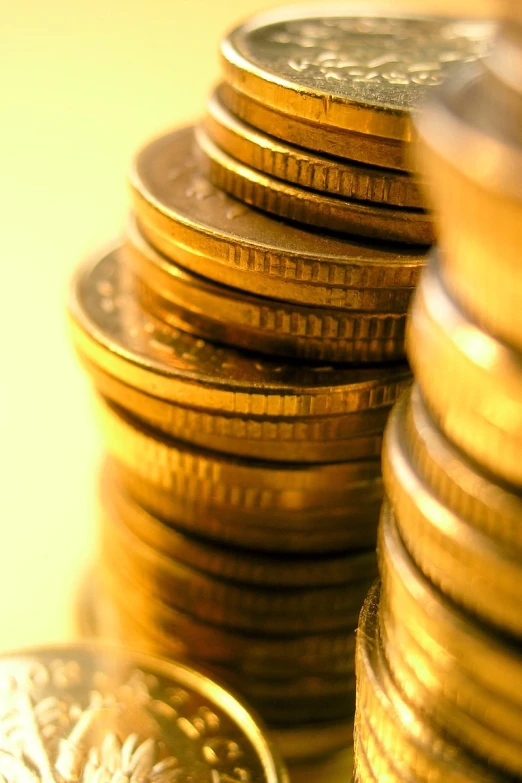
[354,14,522,782]
[69,5,491,764]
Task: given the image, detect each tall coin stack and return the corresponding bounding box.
[354,10,522,783]
[69,6,491,764]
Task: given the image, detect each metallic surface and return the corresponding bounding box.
[407,252,522,487]
[130,126,425,305]
[221,8,492,166]
[197,127,433,245]
[204,87,424,207]
[0,643,286,783]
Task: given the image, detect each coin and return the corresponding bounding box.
[0,644,287,783]
[83,567,358,672]
[383,387,522,637]
[407,251,522,488]
[128,218,411,364]
[204,87,424,208]
[221,9,492,169]
[70,246,412,420]
[102,542,368,636]
[111,466,383,554]
[101,468,378,588]
[96,395,384,512]
[130,126,425,305]
[379,503,522,775]
[355,582,501,783]
[416,63,522,351]
[197,128,433,245]
[405,384,522,551]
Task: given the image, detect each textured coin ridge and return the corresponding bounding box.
[197,126,433,245]
[130,125,425,301]
[205,87,425,207]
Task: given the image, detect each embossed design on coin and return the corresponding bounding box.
[0,646,283,783]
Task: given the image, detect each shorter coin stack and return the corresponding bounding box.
[69,6,491,764]
[354,15,522,782]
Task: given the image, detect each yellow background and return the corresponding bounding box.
[1,0,496,650]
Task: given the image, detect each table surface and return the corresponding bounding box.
[1,0,496,649]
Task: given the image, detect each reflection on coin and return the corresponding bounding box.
[130,126,425,305]
[0,644,287,783]
[221,8,492,167]
[405,385,522,551]
[416,64,522,351]
[379,504,522,775]
[102,468,378,588]
[205,88,424,207]
[70,246,411,420]
[110,466,383,553]
[197,127,433,245]
[408,251,522,487]
[128,218,411,364]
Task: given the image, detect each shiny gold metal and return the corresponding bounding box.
[383,388,522,637]
[221,9,492,169]
[197,128,433,245]
[102,537,369,636]
[102,469,377,589]
[205,87,424,208]
[95,395,385,518]
[407,253,522,488]
[355,579,500,783]
[405,384,522,551]
[130,126,425,305]
[70,247,411,422]
[109,464,383,554]
[128,218,411,364]
[0,644,287,783]
[379,504,522,776]
[416,63,522,351]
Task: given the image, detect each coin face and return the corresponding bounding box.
[0,644,285,783]
[222,8,493,141]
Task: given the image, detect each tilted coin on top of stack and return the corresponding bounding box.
[68,4,492,766]
[354,10,522,783]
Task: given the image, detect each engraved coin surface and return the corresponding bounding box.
[130,126,425,305]
[221,8,492,166]
[0,644,286,783]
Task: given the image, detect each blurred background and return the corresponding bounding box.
[0,0,496,650]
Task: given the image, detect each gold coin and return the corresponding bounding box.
[197,127,433,245]
[102,541,367,636]
[0,644,286,783]
[130,126,426,305]
[96,396,383,512]
[355,581,500,783]
[128,217,410,364]
[379,504,522,774]
[383,389,522,637]
[70,245,411,420]
[110,464,383,554]
[101,468,377,589]
[88,566,358,678]
[405,384,522,551]
[416,63,522,351]
[205,87,424,208]
[407,252,522,488]
[221,9,492,169]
